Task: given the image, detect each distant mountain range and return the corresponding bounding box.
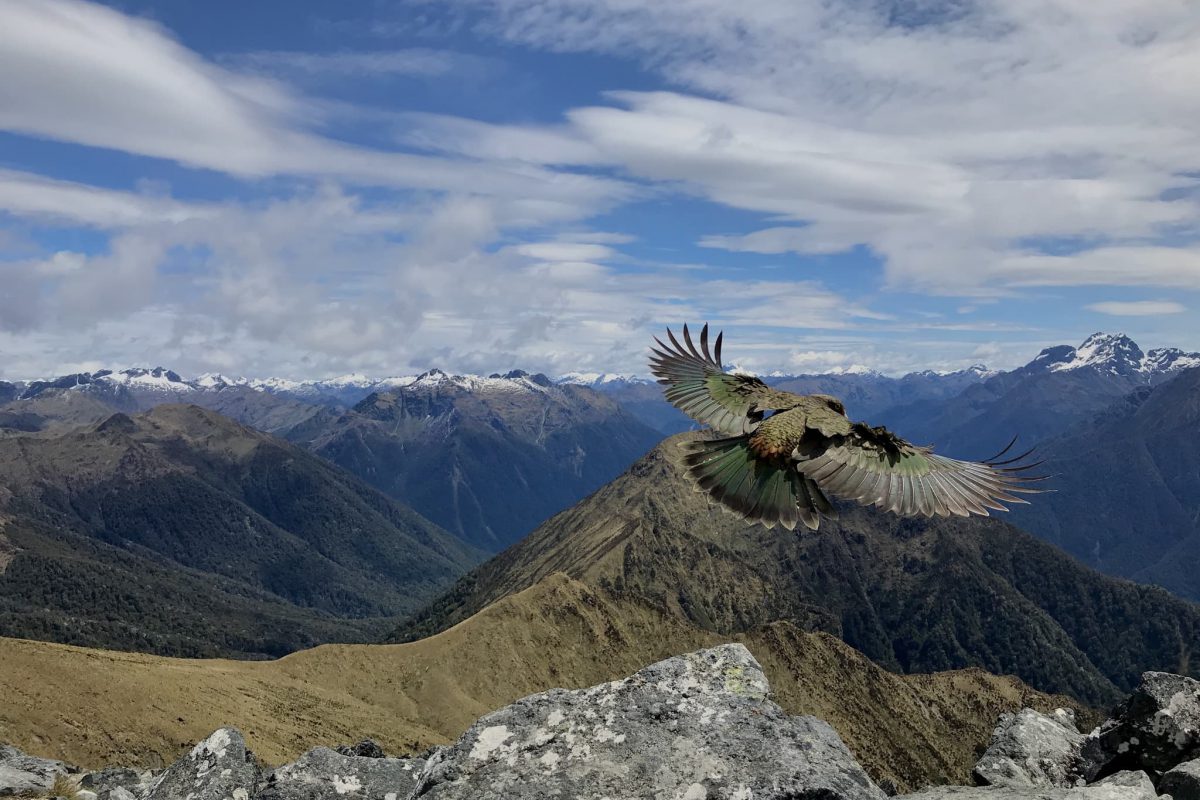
[6,331,1193,438]
[0,405,482,657]
[4,328,1200,587]
[0,369,662,552]
[399,433,1200,708]
[285,370,663,550]
[882,332,1200,458]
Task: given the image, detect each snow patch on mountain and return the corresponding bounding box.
[92,368,194,394]
[556,372,651,387]
[1045,333,1200,376]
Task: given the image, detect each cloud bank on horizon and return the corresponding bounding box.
[1,0,1198,379]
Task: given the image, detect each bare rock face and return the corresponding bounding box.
[898,770,1157,799]
[144,727,260,800]
[258,746,425,800]
[972,708,1085,788]
[409,643,886,800]
[334,740,387,760]
[80,766,159,799]
[1160,757,1200,800]
[0,743,74,795]
[1078,671,1200,781]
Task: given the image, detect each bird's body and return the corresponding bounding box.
[650,323,1045,531]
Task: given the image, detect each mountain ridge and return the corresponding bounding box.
[8,330,1196,396]
[1008,365,1200,601]
[0,404,483,657]
[396,433,1200,708]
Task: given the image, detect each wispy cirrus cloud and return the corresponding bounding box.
[1087,300,1187,316]
[0,0,626,209]
[0,169,218,228]
[423,0,1200,295]
[223,48,492,79]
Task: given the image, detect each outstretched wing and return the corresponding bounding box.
[795,406,1046,518]
[649,323,803,436]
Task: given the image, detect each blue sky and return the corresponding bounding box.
[2,0,1200,379]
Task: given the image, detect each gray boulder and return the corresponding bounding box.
[410,643,885,800]
[0,743,74,795]
[258,746,424,800]
[972,708,1084,788]
[144,727,258,800]
[899,769,1157,799]
[1078,671,1200,781]
[1091,770,1157,796]
[1160,757,1200,800]
[81,766,159,799]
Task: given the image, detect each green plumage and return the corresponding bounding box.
[683,435,833,531]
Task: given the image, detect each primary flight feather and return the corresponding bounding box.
[649,323,1046,531]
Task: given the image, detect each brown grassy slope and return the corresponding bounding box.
[0,573,1078,792]
[397,434,1200,708]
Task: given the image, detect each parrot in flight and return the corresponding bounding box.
[650,323,1046,531]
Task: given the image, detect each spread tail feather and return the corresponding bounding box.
[682,435,834,531]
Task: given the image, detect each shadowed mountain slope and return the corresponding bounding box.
[0,574,1081,792]
[1009,366,1200,601]
[290,370,663,551]
[0,405,482,657]
[397,434,1200,708]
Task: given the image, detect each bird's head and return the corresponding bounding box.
[812,394,847,416]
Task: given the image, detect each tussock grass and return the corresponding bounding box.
[41,774,80,800]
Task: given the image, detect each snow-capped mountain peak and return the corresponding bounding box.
[1039,332,1199,377]
[1049,332,1143,375]
[195,373,249,389]
[98,367,195,392]
[322,373,375,388]
[1143,347,1200,373]
[555,372,652,387]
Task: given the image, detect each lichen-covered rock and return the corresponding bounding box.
[144,727,258,800]
[80,766,159,799]
[1160,757,1200,800]
[335,740,387,759]
[1091,770,1157,795]
[898,769,1156,798]
[1078,671,1200,781]
[971,708,1084,788]
[0,743,74,795]
[410,643,885,800]
[257,746,424,800]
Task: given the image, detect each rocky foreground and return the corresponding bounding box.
[3,644,1200,799]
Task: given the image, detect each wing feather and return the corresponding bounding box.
[649,323,803,435]
[794,425,1046,520]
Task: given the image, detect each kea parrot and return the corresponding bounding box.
[650,323,1046,531]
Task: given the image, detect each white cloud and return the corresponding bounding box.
[1086,300,1187,316]
[0,0,627,210]
[514,242,616,261]
[0,179,893,379]
[397,113,605,165]
[1000,246,1200,288]
[0,169,217,228]
[435,0,1200,293]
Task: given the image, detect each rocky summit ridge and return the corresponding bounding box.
[4,645,1200,800]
